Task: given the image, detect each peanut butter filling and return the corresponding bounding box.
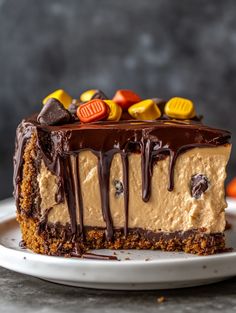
[38,145,231,233]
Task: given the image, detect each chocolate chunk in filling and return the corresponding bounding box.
[190,174,209,199]
[113,180,124,197]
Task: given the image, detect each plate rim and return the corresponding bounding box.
[0,198,235,267]
[0,198,236,289]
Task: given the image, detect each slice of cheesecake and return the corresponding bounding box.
[14,113,231,256]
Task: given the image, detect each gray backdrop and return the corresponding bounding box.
[1,0,236,199]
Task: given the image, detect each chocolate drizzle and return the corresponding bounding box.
[71,156,84,236]
[141,138,153,202]
[81,252,118,261]
[14,115,231,243]
[121,153,129,237]
[63,157,77,234]
[13,121,34,210]
[97,151,115,240]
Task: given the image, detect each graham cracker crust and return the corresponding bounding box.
[17,213,225,256]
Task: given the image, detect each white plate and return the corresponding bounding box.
[0,198,235,290]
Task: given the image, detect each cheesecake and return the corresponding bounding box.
[13,90,231,256]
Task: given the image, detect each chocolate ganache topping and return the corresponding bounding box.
[14,115,231,241]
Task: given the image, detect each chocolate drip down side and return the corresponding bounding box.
[62,157,77,234]
[121,153,129,237]
[97,151,115,241]
[14,116,231,241]
[71,156,84,237]
[13,121,36,210]
[141,138,153,202]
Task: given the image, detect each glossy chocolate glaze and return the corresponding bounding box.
[14,115,231,242]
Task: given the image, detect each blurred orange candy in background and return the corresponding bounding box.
[227,178,236,198]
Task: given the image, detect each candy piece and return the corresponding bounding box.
[80,89,107,102]
[152,98,166,115]
[112,89,141,110]
[91,90,108,100]
[77,99,109,123]
[80,89,97,102]
[120,111,132,120]
[164,97,196,119]
[43,89,72,109]
[128,99,161,120]
[104,100,122,121]
[190,174,209,199]
[68,99,82,115]
[152,97,166,105]
[37,98,71,126]
[226,178,236,198]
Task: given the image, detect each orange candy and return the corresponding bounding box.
[77,99,109,123]
[112,89,141,110]
[226,178,236,198]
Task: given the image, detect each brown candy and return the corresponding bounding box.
[190,174,209,199]
[152,98,166,115]
[68,99,82,115]
[37,98,71,126]
[91,90,108,100]
[120,111,133,120]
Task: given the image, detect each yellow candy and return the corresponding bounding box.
[164,97,195,119]
[128,99,161,120]
[43,89,72,109]
[80,89,98,102]
[104,100,122,121]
